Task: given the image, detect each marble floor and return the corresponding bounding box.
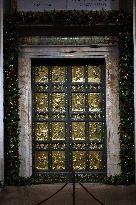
[0,184,136,205]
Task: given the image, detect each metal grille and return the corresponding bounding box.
[32,59,106,181]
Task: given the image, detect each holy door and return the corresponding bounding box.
[32,59,106,181]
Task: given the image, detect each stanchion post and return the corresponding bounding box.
[72,171,75,205]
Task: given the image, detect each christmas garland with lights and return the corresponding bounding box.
[4,11,134,185]
[4,14,20,185]
[118,31,134,182]
[16,10,132,25]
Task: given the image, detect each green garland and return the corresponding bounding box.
[119,32,134,177]
[4,11,134,185]
[4,15,20,184]
[16,10,132,25]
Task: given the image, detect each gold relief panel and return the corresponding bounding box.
[72,114,85,120]
[89,122,102,141]
[52,122,65,140]
[52,66,65,82]
[35,93,48,112]
[52,93,65,112]
[72,93,85,111]
[89,151,102,169]
[52,151,65,170]
[35,114,49,119]
[89,113,101,119]
[88,93,101,112]
[52,114,66,119]
[35,151,48,170]
[72,122,85,140]
[36,143,49,150]
[35,66,48,83]
[34,85,48,92]
[52,85,64,91]
[73,151,86,170]
[52,143,66,150]
[72,66,85,82]
[35,122,48,141]
[88,66,101,83]
[72,85,85,92]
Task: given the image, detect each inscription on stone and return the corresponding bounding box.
[67,0,110,10]
[17,0,119,11]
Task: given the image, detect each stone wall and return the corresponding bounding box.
[0,0,4,182]
[133,0,136,182]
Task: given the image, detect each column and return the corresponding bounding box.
[0,0,4,182]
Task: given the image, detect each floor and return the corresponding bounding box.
[0,184,136,205]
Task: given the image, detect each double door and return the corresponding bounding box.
[32,59,106,181]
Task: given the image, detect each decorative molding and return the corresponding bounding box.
[19,36,118,46]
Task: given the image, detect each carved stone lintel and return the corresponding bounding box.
[19,36,118,46]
